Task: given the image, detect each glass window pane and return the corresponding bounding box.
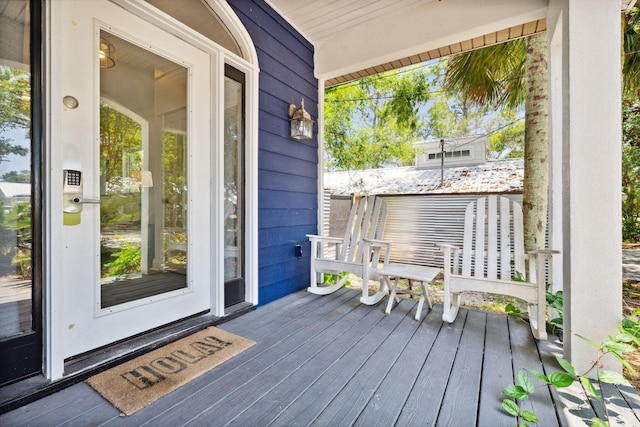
[100,30,189,308]
[0,0,33,339]
[224,76,242,280]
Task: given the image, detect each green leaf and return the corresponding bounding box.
[518,371,535,393]
[549,372,575,387]
[576,334,601,349]
[524,368,549,384]
[590,417,608,427]
[505,303,520,315]
[580,377,601,401]
[603,341,636,353]
[502,399,520,417]
[520,409,539,423]
[555,356,578,376]
[503,385,529,399]
[612,351,636,372]
[614,332,635,343]
[598,370,630,385]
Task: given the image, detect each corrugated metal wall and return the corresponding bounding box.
[382,194,523,268]
[325,193,523,269]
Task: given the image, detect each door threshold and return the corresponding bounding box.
[0,304,255,414]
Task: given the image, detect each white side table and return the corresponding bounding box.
[378,263,440,320]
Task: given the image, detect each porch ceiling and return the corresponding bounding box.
[267,0,638,87]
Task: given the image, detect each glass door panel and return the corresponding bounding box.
[99,30,188,308]
[0,0,42,385]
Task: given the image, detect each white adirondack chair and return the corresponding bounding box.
[307,195,390,305]
[439,196,559,340]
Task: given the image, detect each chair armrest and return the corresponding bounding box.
[436,243,461,252]
[362,238,391,249]
[362,238,392,266]
[306,234,344,244]
[437,243,462,276]
[527,249,560,256]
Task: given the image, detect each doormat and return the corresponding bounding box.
[86,326,255,416]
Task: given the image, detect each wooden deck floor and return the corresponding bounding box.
[2,288,640,426]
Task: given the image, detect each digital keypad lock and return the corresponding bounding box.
[63,169,83,214]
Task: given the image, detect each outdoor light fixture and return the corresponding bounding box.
[99,38,115,69]
[288,98,313,140]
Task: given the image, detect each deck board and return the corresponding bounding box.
[395,309,468,425]
[436,310,487,426]
[352,304,442,427]
[2,288,640,426]
[509,316,560,427]
[477,313,516,427]
[309,300,420,426]
[200,301,387,426]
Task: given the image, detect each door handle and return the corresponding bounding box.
[70,197,101,204]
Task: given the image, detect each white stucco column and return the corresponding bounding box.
[548,0,622,373]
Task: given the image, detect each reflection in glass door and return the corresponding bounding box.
[0,0,42,385]
[99,30,188,308]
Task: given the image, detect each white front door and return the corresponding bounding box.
[57,0,212,357]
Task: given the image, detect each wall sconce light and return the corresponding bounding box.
[99,38,115,69]
[288,98,313,140]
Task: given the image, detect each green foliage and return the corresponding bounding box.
[623,8,640,95]
[99,102,143,189]
[546,290,563,329]
[5,201,31,243]
[502,321,638,426]
[622,94,640,242]
[443,38,526,111]
[0,66,30,163]
[0,202,32,279]
[11,250,31,278]
[323,271,350,287]
[324,67,431,171]
[486,110,525,159]
[1,169,30,183]
[102,242,141,277]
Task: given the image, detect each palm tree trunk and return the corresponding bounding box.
[522,32,549,252]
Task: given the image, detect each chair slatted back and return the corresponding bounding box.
[340,196,388,264]
[462,195,525,280]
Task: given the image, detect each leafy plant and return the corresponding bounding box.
[11,250,31,278]
[323,271,350,287]
[546,289,563,328]
[102,242,141,277]
[504,285,563,335]
[502,331,637,426]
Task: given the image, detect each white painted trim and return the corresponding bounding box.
[211,52,224,316]
[245,59,260,306]
[317,80,325,237]
[46,0,65,381]
[548,12,564,297]
[203,0,259,66]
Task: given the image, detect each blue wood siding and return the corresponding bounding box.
[229,0,318,305]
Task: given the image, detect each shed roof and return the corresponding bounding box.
[324,158,523,196]
[0,182,31,198]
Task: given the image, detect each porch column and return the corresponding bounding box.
[548,0,622,372]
